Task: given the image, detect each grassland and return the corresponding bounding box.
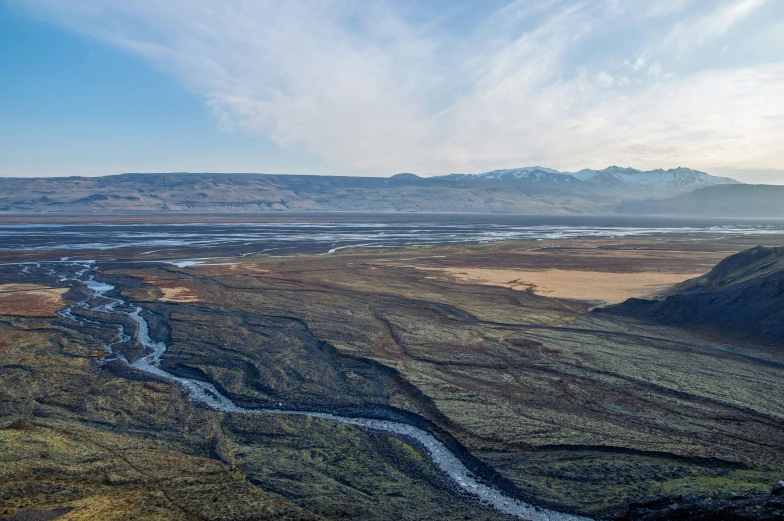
[2,234,784,520]
[0,285,68,317]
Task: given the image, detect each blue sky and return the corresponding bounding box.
[1,1,783,182]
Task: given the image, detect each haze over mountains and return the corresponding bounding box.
[0,166,777,216]
[618,184,784,218]
[436,165,739,193]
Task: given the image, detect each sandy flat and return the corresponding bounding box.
[158,287,201,303]
[135,275,202,303]
[0,284,68,317]
[212,264,271,275]
[417,267,702,304]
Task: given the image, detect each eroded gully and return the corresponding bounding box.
[26,261,589,521]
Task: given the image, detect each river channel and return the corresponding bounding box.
[23,259,590,521]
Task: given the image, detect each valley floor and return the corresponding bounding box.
[2,233,784,520]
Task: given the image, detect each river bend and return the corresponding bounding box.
[26,261,590,521]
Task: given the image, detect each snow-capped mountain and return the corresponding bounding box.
[437,166,580,186]
[570,166,740,189]
[438,166,740,194]
[440,166,560,180]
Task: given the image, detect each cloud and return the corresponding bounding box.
[662,0,771,53]
[10,0,784,176]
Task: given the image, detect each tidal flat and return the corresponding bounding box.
[1,226,784,520]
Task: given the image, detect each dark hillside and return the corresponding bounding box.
[601,246,784,344]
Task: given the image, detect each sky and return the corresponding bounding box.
[1,0,783,183]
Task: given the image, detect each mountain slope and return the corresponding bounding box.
[436,166,577,186]
[617,184,784,217]
[439,166,739,195]
[0,167,740,215]
[571,166,738,189]
[0,172,618,214]
[602,246,784,344]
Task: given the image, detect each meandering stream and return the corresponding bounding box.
[28,260,590,521]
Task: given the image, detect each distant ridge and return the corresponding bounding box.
[618,184,784,217]
[0,167,741,215]
[438,166,740,191]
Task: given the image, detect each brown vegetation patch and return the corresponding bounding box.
[216,263,271,275]
[158,287,200,303]
[136,276,201,303]
[376,239,739,274]
[414,267,703,304]
[0,284,67,317]
[506,338,543,349]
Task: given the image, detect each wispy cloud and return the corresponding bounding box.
[9,0,784,176]
[663,0,770,52]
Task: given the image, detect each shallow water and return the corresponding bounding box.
[1,215,783,255]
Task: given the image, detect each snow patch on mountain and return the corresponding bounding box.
[437,166,582,186]
[570,166,740,189]
[438,166,741,191]
[440,166,561,181]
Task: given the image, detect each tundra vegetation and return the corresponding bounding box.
[1,233,783,520]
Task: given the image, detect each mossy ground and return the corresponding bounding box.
[0,311,510,520]
[2,235,784,519]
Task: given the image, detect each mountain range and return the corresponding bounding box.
[437,165,739,192]
[0,166,769,215]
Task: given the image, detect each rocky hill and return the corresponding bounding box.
[0,167,739,214]
[602,246,784,344]
[617,184,784,217]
